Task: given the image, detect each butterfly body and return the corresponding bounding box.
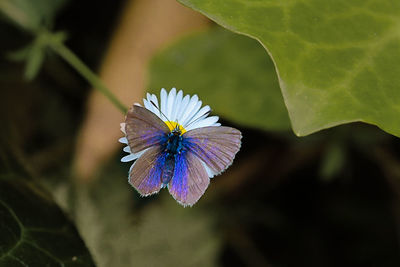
[123,89,242,207]
[165,131,184,155]
[159,131,183,185]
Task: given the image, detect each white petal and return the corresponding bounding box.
[121,148,147,162]
[121,154,136,162]
[185,105,211,127]
[143,99,154,113]
[125,149,148,168]
[150,94,161,118]
[186,116,219,130]
[175,95,190,124]
[144,94,155,112]
[150,94,159,107]
[181,100,202,127]
[170,89,182,122]
[119,137,128,144]
[202,161,217,178]
[179,94,198,125]
[123,146,131,153]
[160,88,168,118]
[166,88,176,120]
[120,123,126,134]
[185,113,208,130]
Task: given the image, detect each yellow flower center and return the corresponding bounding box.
[165,121,186,134]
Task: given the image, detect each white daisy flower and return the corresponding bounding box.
[119,88,221,177]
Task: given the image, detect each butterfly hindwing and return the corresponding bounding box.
[129,146,165,196]
[168,151,210,207]
[183,126,242,175]
[125,105,169,153]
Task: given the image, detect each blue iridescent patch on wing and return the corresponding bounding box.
[129,146,166,196]
[138,152,166,192]
[167,147,211,207]
[168,151,189,203]
[141,130,166,145]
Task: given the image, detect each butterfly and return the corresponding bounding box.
[120,88,242,206]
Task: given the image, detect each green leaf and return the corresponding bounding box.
[7,31,67,80]
[24,42,45,80]
[6,45,32,62]
[148,28,290,131]
[0,0,66,32]
[178,0,400,137]
[0,177,95,266]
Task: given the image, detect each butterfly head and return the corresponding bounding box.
[149,99,186,135]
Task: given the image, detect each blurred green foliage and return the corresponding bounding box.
[179,0,400,138]
[1,0,66,80]
[0,177,95,266]
[0,0,65,32]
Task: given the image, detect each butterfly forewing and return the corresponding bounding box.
[168,151,210,207]
[129,146,165,196]
[125,105,169,153]
[183,126,242,175]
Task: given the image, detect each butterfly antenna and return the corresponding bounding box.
[150,100,171,123]
[175,117,181,132]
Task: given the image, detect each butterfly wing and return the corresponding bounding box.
[168,151,210,207]
[129,146,166,196]
[183,126,242,175]
[168,126,241,206]
[125,105,169,153]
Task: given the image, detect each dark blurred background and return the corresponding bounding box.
[1,0,400,266]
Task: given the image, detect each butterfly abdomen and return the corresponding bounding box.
[161,155,175,185]
[161,132,184,185]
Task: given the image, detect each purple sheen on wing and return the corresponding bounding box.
[168,151,210,207]
[125,105,169,153]
[129,146,165,196]
[183,126,242,175]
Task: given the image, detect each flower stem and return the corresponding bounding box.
[47,34,128,113]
